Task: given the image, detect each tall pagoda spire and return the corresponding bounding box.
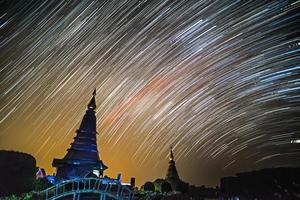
[87,88,96,110]
[166,146,179,180]
[169,145,174,161]
[165,146,188,192]
[52,90,107,180]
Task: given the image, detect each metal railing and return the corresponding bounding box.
[37,178,134,200]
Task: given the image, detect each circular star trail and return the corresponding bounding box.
[0,0,300,186]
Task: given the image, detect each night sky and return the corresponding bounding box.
[0,0,300,187]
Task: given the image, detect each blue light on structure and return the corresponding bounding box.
[74,161,80,165]
[38,178,134,200]
[47,176,56,184]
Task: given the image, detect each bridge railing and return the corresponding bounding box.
[36,178,134,200]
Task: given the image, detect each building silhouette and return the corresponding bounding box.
[166,146,179,181]
[165,146,188,192]
[52,89,107,180]
[142,147,188,193]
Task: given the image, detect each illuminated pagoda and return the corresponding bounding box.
[165,146,188,192]
[52,89,107,180]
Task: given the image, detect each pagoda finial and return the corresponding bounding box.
[170,145,174,161]
[88,89,97,110]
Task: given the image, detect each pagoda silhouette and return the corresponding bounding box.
[166,146,179,181]
[165,146,188,192]
[52,89,107,179]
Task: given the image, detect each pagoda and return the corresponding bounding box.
[166,146,179,181]
[52,89,107,180]
[165,146,188,192]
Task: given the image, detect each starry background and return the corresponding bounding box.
[0,0,300,187]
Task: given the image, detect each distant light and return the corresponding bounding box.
[121,183,131,186]
[291,139,300,143]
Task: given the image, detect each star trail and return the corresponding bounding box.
[0,0,300,186]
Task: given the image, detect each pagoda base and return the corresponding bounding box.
[53,158,107,180]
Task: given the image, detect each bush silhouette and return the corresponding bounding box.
[143,181,155,192]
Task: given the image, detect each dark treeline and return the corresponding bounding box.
[0,150,36,197]
[221,167,300,199]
